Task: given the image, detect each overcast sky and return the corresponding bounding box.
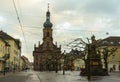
[0,0,120,62]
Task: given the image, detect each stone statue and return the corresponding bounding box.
[91,35,96,44]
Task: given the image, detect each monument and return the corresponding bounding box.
[80,35,107,76]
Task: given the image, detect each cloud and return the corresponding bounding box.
[53,0,120,15]
[53,0,87,12]
[83,0,120,15]
[0,0,120,62]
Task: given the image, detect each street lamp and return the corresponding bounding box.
[87,44,91,81]
[63,50,66,75]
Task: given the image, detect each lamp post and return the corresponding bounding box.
[87,44,91,81]
[63,50,66,75]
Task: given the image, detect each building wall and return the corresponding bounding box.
[98,46,120,72]
[0,39,6,71]
[20,58,24,70]
[97,36,120,72]
[74,59,85,71]
[0,39,6,57]
[108,46,120,71]
[33,8,61,71]
[6,40,21,71]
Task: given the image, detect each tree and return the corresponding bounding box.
[102,47,117,74]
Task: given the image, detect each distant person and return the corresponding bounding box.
[110,67,113,72]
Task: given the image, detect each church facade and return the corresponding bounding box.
[33,6,61,71]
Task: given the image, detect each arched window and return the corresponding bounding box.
[112,54,115,61]
[47,42,50,48]
[47,32,49,37]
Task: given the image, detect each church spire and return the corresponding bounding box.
[48,3,49,11]
[43,4,53,28]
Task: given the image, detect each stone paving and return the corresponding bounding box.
[27,70,120,82]
[0,70,120,82]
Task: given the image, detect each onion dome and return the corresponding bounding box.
[43,4,53,28]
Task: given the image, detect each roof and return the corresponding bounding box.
[0,30,21,48]
[0,36,10,46]
[98,36,120,46]
[0,30,14,40]
[21,56,31,64]
[43,9,53,28]
[21,56,28,61]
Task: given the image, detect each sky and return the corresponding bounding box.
[0,0,120,62]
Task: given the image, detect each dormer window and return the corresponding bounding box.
[119,42,120,44]
[102,40,108,44]
[110,42,113,44]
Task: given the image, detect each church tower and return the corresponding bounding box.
[42,4,54,50]
[33,5,61,71]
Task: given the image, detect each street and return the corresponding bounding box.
[0,72,29,82]
[0,70,120,82]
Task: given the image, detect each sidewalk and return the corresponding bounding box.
[35,71,88,82]
[0,72,13,77]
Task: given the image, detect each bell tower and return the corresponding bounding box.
[43,4,53,50]
[33,4,61,71]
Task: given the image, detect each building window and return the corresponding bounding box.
[47,32,49,37]
[110,42,114,44]
[36,56,38,61]
[47,42,50,48]
[102,40,108,44]
[0,45,2,52]
[3,46,4,53]
[119,64,120,71]
[112,54,115,61]
[119,42,120,44]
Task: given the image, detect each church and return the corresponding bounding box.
[33,5,61,71]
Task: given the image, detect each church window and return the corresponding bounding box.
[47,42,50,48]
[47,32,49,37]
